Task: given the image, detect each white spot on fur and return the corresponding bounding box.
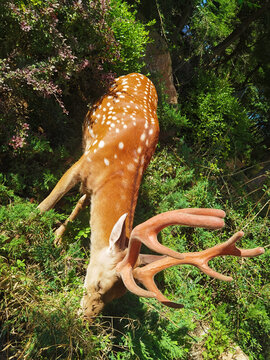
[140,133,146,141]
[127,163,135,172]
[98,140,105,148]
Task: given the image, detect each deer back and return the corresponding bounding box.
[80,73,159,249]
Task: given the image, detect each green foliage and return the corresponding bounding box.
[1,146,269,360]
[183,72,255,162]
[157,90,190,132]
[109,0,154,73]
[202,317,230,359]
[190,0,239,53]
[137,145,269,359]
[0,182,194,359]
[1,0,269,358]
[0,189,95,359]
[0,0,152,201]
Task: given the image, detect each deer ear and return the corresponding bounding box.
[109,213,128,252]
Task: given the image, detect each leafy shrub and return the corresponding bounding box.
[157,91,190,133]
[109,0,154,73]
[183,72,255,162]
[137,144,269,359]
[0,140,268,360]
[0,0,152,202]
[0,180,195,359]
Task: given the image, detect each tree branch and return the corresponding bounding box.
[203,1,270,65]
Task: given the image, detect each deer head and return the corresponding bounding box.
[38,73,265,321]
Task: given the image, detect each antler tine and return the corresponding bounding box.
[212,231,265,257]
[132,230,265,306]
[133,258,185,308]
[116,208,226,303]
[129,208,226,260]
[119,253,184,307]
[193,231,265,280]
[117,208,225,272]
[120,263,157,299]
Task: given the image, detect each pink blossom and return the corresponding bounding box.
[80,59,89,70]
[20,21,31,32]
[22,123,30,130]
[9,135,25,149]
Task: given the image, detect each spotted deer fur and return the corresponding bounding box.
[38,73,264,321]
[39,74,159,318]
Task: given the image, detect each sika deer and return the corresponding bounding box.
[38,73,264,320]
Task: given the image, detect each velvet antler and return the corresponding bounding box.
[116,209,265,307]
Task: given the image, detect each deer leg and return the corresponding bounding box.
[54,193,90,245]
[38,156,85,212]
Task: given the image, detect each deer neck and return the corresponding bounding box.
[88,170,142,253]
